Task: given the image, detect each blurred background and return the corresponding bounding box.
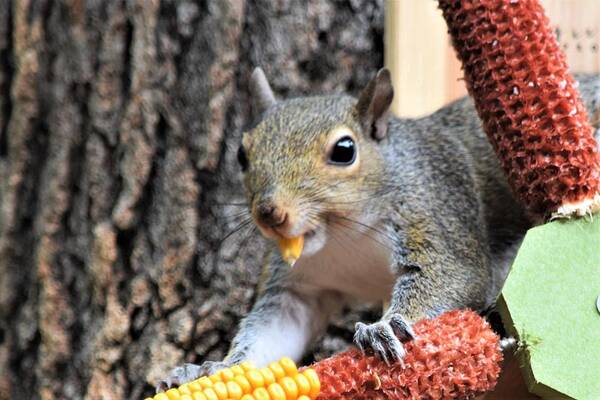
[0,1,598,399]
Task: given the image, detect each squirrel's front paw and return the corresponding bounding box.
[156,360,229,393]
[353,314,416,365]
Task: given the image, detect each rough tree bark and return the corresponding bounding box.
[0,1,384,398]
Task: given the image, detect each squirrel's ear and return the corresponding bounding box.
[249,67,276,115]
[356,68,394,140]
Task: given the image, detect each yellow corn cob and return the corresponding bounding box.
[278,236,304,266]
[148,357,320,400]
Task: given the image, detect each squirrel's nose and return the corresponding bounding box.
[256,203,288,227]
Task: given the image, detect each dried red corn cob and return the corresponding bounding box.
[310,309,502,399]
[439,0,600,219]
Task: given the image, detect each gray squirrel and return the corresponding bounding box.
[158,68,600,390]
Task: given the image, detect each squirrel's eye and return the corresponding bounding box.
[329,136,356,165]
[237,145,249,171]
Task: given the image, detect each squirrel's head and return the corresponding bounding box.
[239,68,394,262]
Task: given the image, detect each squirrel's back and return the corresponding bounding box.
[380,74,600,296]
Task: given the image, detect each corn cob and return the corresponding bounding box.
[439,0,600,219]
[148,358,319,400]
[150,310,500,399]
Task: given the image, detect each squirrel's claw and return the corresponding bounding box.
[353,314,415,366]
[156,361,228,393]
[156,363,201,393]
[388,314,416,341]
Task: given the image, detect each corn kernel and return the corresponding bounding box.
[279,357,298,376]
[188,381,202,392]
[181,395,193,400]
[234,375,252,394]
[226,381,243,399]
[245,370,265,389]
[220,368,235,381]
[240,395,255,400]
[267,383,287,400]
[252,388,270,400]
[198,377,213,388]
[240,361,255,371]
[203,388,219,400]
[302,369,320,399]
[278,236,304,266]
[230,365,245,376]
[259,367,276,386]
[268,361,285,380]
[209,374,222,383]
[278,376,298,399]
[155,394,169,400]
[179,385,192,395]
[166,388,181,400]
[297,396,311,400]
[293,374,310,396]
[192,393,207,400]
[212,382,228,400]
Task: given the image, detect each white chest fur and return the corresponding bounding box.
[291,223,395,303]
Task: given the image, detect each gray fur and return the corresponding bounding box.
[159,72,600,390]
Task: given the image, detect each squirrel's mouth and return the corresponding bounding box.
[304,228,317,238]
[274,221,328,266]
[253,208,328,265]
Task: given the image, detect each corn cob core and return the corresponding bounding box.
[310,309,501,399]
[148,359,320,400]
[439,0,600,219]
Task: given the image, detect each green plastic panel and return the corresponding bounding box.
[498,217,600,400]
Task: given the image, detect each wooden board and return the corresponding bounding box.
[384,0,466,118]
[544,0,600,74]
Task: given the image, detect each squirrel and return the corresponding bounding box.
[158,68,600,391]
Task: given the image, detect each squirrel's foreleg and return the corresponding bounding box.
[157,254,340,390]
[225,277,340,368]
[354,217,492,365]
[225,253,342,367]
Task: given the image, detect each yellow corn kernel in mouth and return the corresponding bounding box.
[278,236,304,266]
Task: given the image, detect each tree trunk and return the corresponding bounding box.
[0,1,384,398]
